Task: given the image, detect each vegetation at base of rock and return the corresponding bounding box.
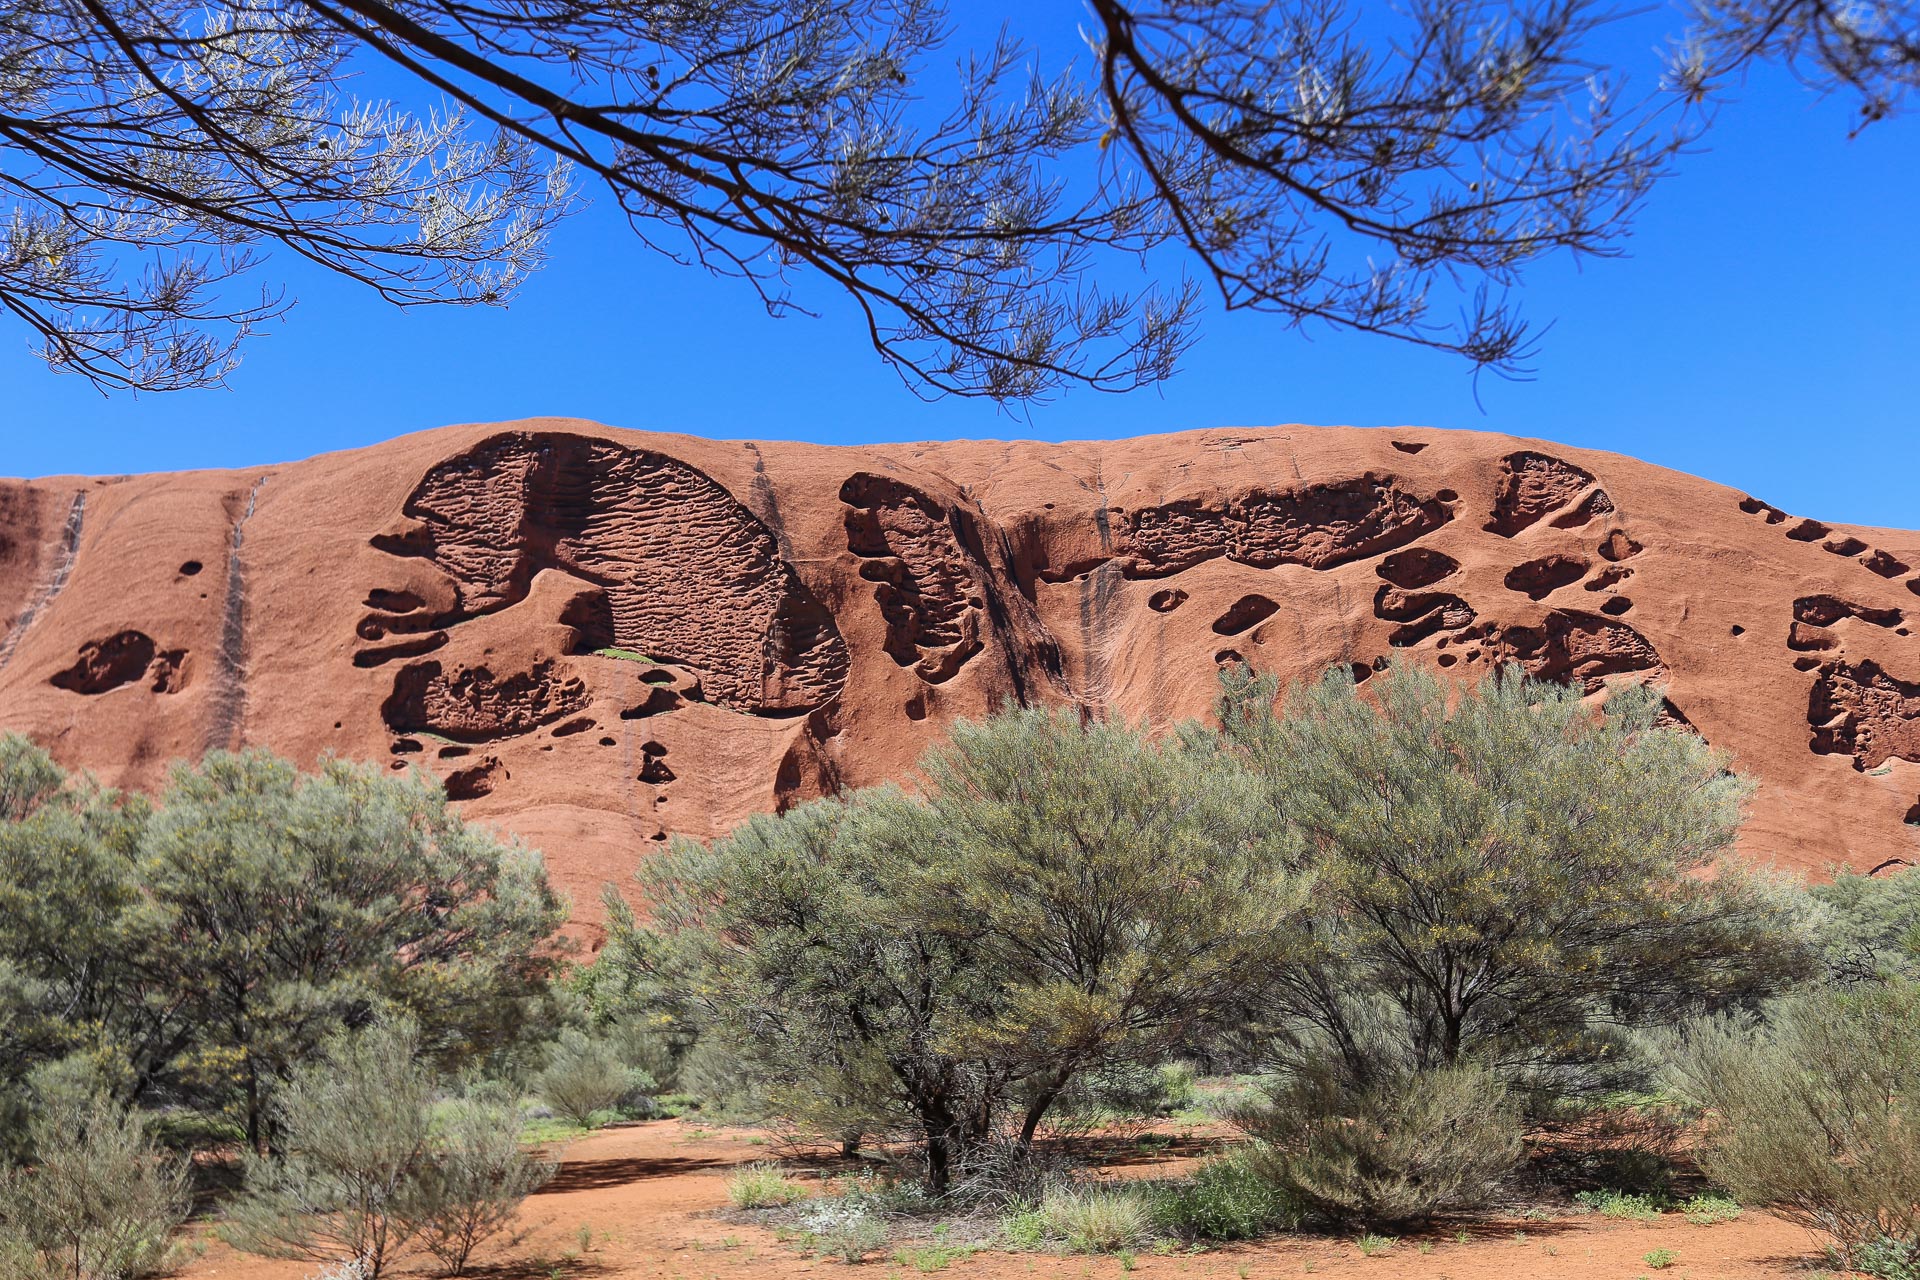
[4,652,1916,1268]
[1664,979,1920,1271]
[0,1070,191,1280]
[223,1021,553,1279]
[1230,1062,1524,1227]
[0,741,570,1155]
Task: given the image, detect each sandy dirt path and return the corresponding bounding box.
[178,1119,1832,1280]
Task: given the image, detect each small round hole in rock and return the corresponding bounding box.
[598,736,617,747]
[1731,625,1745,636]
[1437,653,1457,667]
[178,560,203,576]
[1148,588,1188,613]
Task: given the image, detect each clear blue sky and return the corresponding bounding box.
[0,17,1914,530]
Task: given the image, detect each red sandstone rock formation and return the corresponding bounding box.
[3,420,1916,937]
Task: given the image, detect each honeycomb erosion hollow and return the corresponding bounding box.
[3,419,1917,941]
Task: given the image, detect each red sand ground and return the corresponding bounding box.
[180,1118,1830,1280]
[3,420,1918,936]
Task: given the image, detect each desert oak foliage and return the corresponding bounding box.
[4,0,1910,393]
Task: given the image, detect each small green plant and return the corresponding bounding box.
[1417,1240,1434,1254]
[594,647,655,663]
[1000,1208,1047,1251]
[1681,1194,1742,1225]
[893,1243,977,1272]
[576,1224,593,1254]
[1118,1250,1138,1272]
[1454,1230,1469,1243]
[1354,1233,1395,1256]
[725,1163,806,1209]
[1574,1189,1665,1221]
[1643,1247,1677,1269]
[1512,1229,1528,1242]
[807,1205,885,1263]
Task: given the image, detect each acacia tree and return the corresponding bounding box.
[7,0,1905,395]
[0,738,172,1144]
[1215,662,1809,1096]
[627,796,1011,1192]
[882,706,1306,1145]
[622,708,1306,1190]
[132,751,570,1152]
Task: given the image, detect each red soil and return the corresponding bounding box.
[3,421,1917,937]
[178,1118,1832,1280]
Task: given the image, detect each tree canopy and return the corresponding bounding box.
[5,0,1910,395]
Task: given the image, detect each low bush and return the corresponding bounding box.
[1148,1150,1303,1240]
[0,1079,191,1280]
[409,1092,558,1275]
[1644,1246,1677,1269]
[225,1023,548,1278]
[1037,1185,1155,1253]
[792,1200,884,1262]
[726,1163,807,1209]
[1664,982,1920,1269]
[536,1028,652,1130]
[998,1207,1048,1250]
[1574,1189,1666,1221]
[1846,1236,1920,1280]
[224,1023,437,1277]
[1680,1194,1741,1226]
[1234,1062,1523,1227]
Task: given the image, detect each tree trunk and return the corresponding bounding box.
[925,1129,952,1194]
[1017,1071,1071,1150]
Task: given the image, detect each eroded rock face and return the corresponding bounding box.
[374,432,848,716]
[1117,476,1452,578]
[841,473,988,683]
[1,420,1916,926]
[1810,660,1920,771]
[1486,451,1603,537]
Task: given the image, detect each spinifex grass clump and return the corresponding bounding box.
[726,1163,808,1210]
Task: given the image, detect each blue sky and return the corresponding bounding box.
[0,14,1914,529]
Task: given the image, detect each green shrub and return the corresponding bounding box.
[1681,1194,1741,1226]
[408,1092,557,1275]
[1644,1246,1676,1269]
[1664,982,1920,1269]
[0,1080,191,1280]
[223,1022,437,1278]
[726,1163,806,1209]
[893,1242,975,1271]
[536,1028,652,1130]
[1846,1236,1920,1280]
[1354,1233,1395,1256]
[1574,1190,1665,1221]
[1235,1062,1522,1226]
[1149,1150,1303,1240]
[999,1207,1047,1250]
[1038,1185,1156,1253]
